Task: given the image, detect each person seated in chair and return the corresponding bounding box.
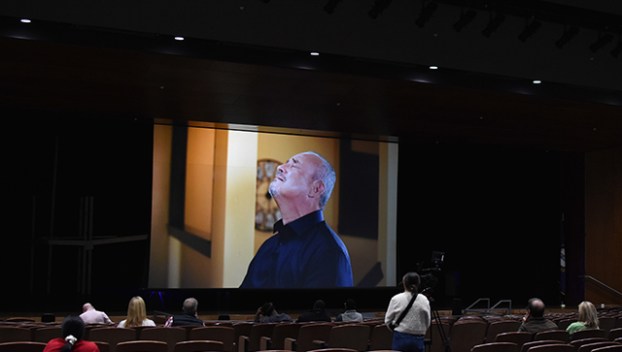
[296,299,332,322]
[518,297,559,333]
[166,297,205,327]
[44,315,99,352]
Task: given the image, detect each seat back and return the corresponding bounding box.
[139,327,188,352]
[487,321,523,343]
[239,323,276,352]
[608,328,622,340]
[173,339,225,352]
[368,324,393,351]
[520,340,566,352]
[261,323,302,350]
[577,341,621,352]
[597,318,617,333]
[526,344,576,352]
[0,341,46,352]
[94,340,111,352]
[325,324,370,351]
[0,326,34,342]
[496,331,534,349]
[571,330,609,341]
[285,323,333,352]
[450,320,488,352]
[89,327,137,352]
[534,330,569,342]
[33,326,62,343]
[592,346,622,352]
[571,338,610,348]
[188,326,235,352]
[116,340,169,352]
[426,321,451,352]
[471,342,520,352]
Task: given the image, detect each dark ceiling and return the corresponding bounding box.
[1,1,622,152]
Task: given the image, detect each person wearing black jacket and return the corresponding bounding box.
[168,297,205,327]
[296,299,332,322]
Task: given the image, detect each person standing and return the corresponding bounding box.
[566,300,600,335]
[44,315,99,352]
[79,303,113,325]
[518,297,559,333]
[384,272,431,352]
[240,151,353,288]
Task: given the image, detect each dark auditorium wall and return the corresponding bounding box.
[5,114,619,314]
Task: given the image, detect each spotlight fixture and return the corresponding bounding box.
[415,1,438,28]
[590,32,614,53]
[481,12,505,38]
[518,18,542,42]
[323,0,343,14]
[368,0,393,19]
[555,26,579,48]
[453,9,477,32]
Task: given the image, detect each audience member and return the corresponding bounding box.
[385,272,431,352]
[566,300,599,335]
[255,302,293,323]
[240,151,353,288]
[165,297,205,327]
[518,297,559,333]
[43,315,99,352]
[117,296,156,328]
[79,303,113,325]
[335,298,363,322]
[296,299,332,323]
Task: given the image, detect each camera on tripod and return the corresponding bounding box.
[418,250,445,298]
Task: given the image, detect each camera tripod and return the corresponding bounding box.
[424,293,451,352]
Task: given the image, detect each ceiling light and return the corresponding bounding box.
[415,1,438,28]
[20,18,31,23]
[481,12,505,38]
[310,52,320,56]
[453,9,477,32]
[174,36,184,41]
[555,26,579,49]
[590,32,614,53]
[518,19,542,42]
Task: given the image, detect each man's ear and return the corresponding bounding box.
[310,180,325,197]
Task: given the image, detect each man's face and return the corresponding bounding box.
[269,153,319,202]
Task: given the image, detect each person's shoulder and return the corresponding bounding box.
[144,319,156,326]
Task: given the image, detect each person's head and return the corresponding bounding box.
[60,315,85,352]
[526,297,546,318]
[126,296,148,327]
[182,297,199,316]
[344,298,357,310]
[312,300,326,312]
[269,151,336,212]
[577,300,599,328]
[82,303,94,312]
[260,302,275,316]
[402,272,421,293]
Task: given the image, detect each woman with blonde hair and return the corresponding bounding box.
[117,296,156,328]
[566,300,599,335]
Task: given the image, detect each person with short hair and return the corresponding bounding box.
[79,303,113,325]
[240,151,353,288]
[296,299,332,322]
[518,297,559,333]
[44,315,99,352]
[255,302,293,323]
[167,297,205,327]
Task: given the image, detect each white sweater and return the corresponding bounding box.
[384,292,431,335]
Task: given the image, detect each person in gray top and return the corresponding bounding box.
[336,298,363,322]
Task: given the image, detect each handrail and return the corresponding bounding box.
[489,299,512,315]
[462,297,490,314]
[583,275,622,298]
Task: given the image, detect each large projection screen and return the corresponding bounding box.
[149,123,398,289]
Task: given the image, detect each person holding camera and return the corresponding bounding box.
[384,272,431,352]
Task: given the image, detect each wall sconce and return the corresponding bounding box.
[518,18,542,42]
[416,1,438,28]
[555,26,579,49]
[481,12,505,38]
[453,8,477,32]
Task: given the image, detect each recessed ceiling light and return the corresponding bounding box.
[20,18,31,23]
[174,36,184,41]
[429,66,438,70]
[532,79,542,84]
[310,52,320,56]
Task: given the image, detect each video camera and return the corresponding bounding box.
[418,250,445,298]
